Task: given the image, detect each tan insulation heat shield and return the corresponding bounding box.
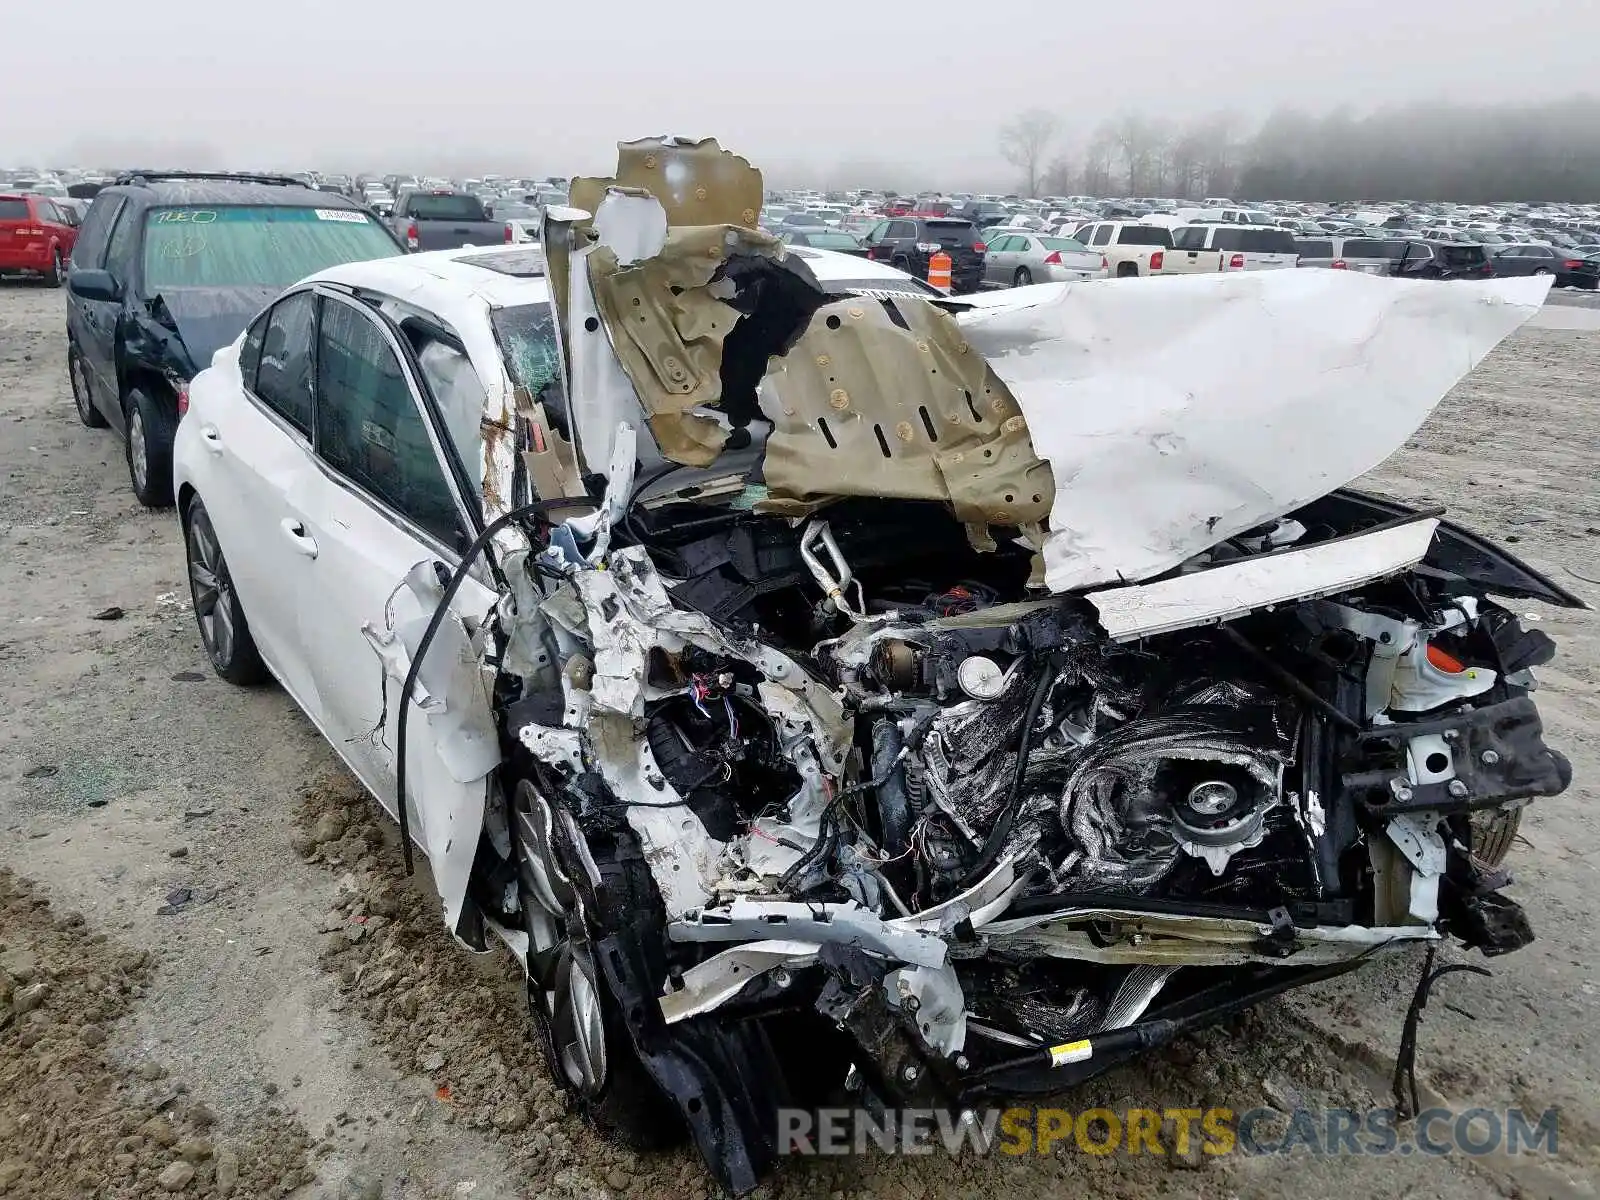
[757,294,1056,529]
[570,136,763,232]
[586,224,784,466]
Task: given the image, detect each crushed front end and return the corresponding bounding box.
[455,139,1579,1194]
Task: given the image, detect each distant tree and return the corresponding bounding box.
[1041,154,1076,197]
[1083,125,1118,195]
[1113,113,1159,194]
[998,109,1060,198]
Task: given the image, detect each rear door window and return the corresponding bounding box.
[252,291,317,437]
[1089,225,1112,246]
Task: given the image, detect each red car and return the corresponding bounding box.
[0,193,78,286]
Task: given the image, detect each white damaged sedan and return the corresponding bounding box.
[173,138,1581,1196]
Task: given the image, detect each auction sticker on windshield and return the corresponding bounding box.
[314,209,370,223]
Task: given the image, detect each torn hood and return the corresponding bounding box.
[546,138,1548,594]
[955,271,1549,591]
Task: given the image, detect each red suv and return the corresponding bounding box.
[0,193,79,286]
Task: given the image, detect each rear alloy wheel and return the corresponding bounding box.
[69,346,106,428]
[42,251,63,289]
[184,498,267,686]
[1533,267,1552,276]
[125,385,176,507]
[1014,266,1033,286]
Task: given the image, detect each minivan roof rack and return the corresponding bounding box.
[112,170,305,189]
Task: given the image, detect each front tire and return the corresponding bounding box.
[69,346,107,428]
[184,497,267,686]
[514,778,682,1152]
[1014,266,1033,286]
[125,385,176,507]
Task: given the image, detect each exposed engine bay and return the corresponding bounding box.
[382,140,1582,1195]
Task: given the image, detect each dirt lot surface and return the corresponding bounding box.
[1,279,1595,1199]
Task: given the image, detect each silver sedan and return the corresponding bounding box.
[983,232,1108,287]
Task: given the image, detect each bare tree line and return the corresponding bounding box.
[998,97,1600,202]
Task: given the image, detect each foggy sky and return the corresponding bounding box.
[6,0,1595,187]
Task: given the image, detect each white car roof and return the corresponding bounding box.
[312,240,931,314]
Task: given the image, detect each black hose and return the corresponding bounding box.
[958,649,1065,888]
[394,496,591,874]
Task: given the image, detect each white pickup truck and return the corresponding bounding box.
[1160,224,1300,274]
[1067,220,1173,277]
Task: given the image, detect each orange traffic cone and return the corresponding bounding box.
[927,250,952,292]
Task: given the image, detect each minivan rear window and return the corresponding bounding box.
[1117,226,1174,247]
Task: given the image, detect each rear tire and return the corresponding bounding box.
[42,251,63,289]
[69,346,107,428]
[125,384,176,507]
[183,497,268,686]
[1533,267,1552,276]
[1014,266,1033,286]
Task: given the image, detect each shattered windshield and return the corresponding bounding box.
[490,301,568,430]
[142,206,401,289]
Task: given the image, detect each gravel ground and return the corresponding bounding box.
[1,278,1595,1200]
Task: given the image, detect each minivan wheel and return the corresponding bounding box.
[1014,266,1033,286]
[69,346,107,428]
[125,385,176,507]
[183,497,267,686]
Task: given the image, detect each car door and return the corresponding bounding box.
[290,288,497,909]
[192,290,329,715]
[983,235,1013,283]
[68,193,128,420]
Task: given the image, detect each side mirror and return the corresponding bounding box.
[69,269,120,302]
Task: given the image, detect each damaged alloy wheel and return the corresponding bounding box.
[515,777,609,1095]
[512,777,683,1151]
[184,498,266,686]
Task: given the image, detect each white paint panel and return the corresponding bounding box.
[957,272,1549,593]
[1088,517,1439,641]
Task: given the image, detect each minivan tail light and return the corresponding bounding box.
[1229,253,1245,269]
[1042,250,1062,265]
[405,220,419,250]
[1149,250,1164,271]
[1332,260,1348,269]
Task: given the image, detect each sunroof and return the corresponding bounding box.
[455,247,546,277]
